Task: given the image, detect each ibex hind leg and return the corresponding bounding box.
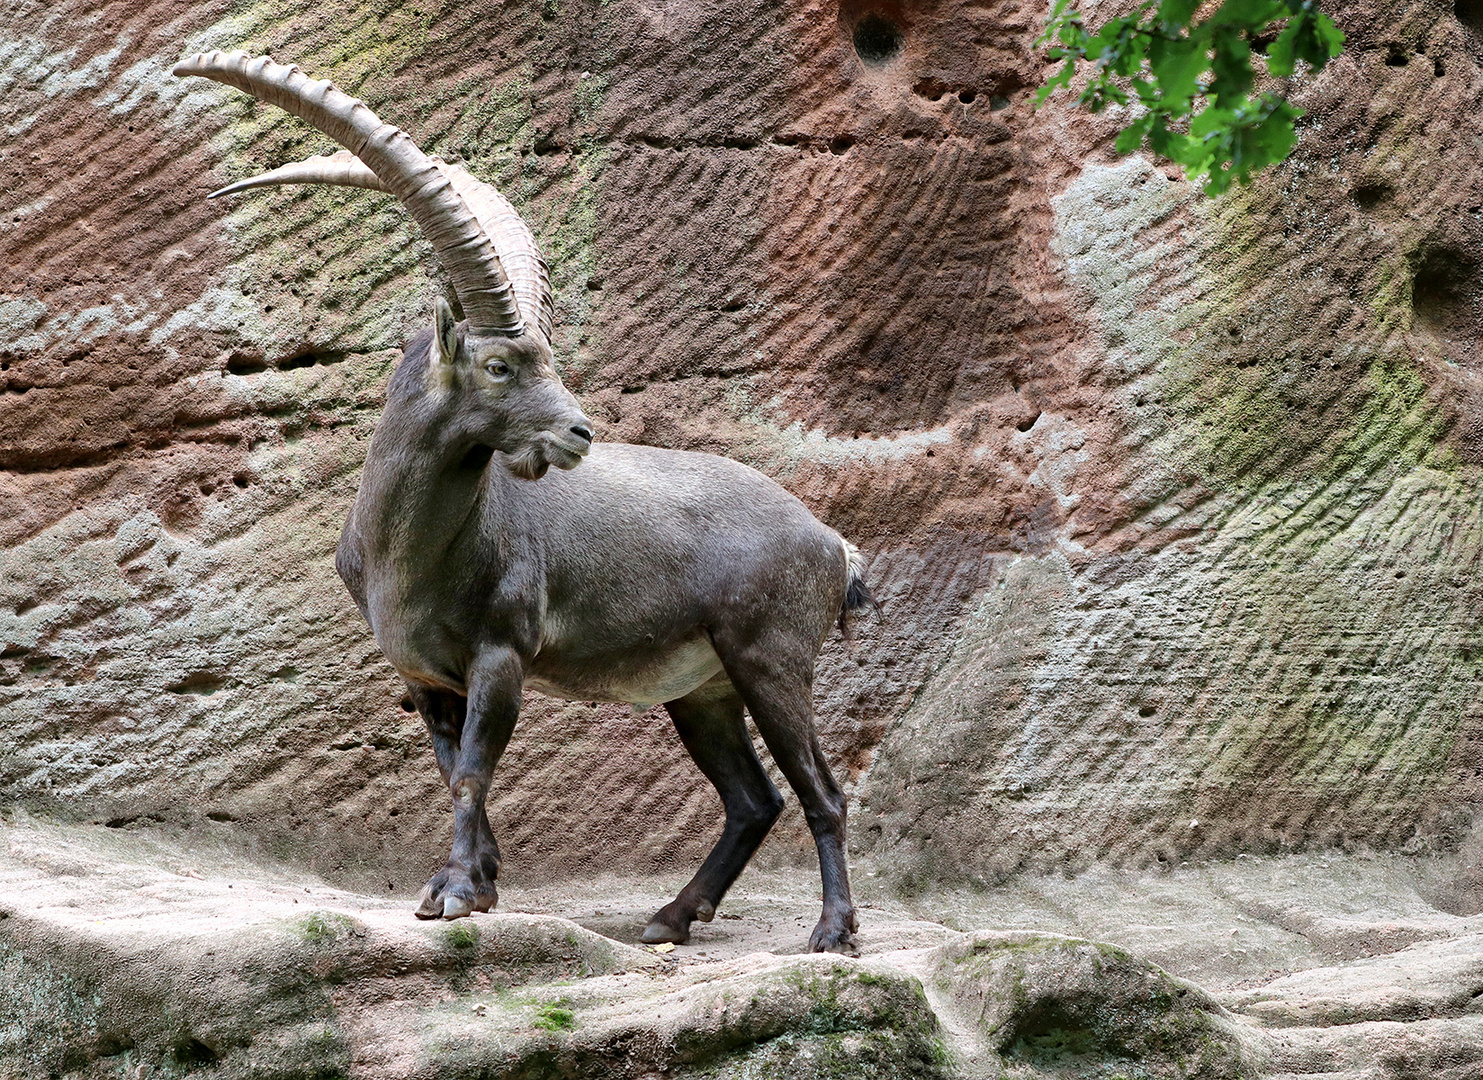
[711,635,859,956]
[405,683,502,918]
[643,686,784,945]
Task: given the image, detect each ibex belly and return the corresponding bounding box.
[525,634,726,708]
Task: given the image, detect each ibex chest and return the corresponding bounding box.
[370,619,470,693]
[360,575,486,693]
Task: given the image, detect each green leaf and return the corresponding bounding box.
[1080,79,1131,111]
[1034,59,1078,104]
[1115,113,1157,153]
[1157,0,1202,31]
[1035,0,1337,195]
[1269,8,1344,75]
[1209,26,1255,102]
[1210,0,1288,31]
[1149,34,1207,109]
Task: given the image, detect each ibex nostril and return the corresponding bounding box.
[570,425,594,444]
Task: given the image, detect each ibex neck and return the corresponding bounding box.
[337,396,529,693]
[349,400,504,574]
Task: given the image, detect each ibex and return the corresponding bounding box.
[175,51,874,954]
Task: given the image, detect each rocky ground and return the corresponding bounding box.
[5,814,1483,1079]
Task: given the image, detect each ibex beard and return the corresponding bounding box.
[174,50,877,955]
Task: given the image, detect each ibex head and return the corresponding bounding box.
[418,296,593,480]
[174,51,593,480]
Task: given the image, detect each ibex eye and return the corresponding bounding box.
[485,362,511,378]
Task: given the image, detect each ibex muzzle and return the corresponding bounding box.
[176,51,877,955]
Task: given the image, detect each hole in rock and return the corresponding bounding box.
[225,351,267,375]
[278,349,346,371]
[1005,1000,1123,1064]
[1386,48,1409,66]
[167,671,227,696]
[1352,182,1393,210]
[854,14,903,67]
[172,1037,218,1066]
[912,77,949,101]
[1138,705,1157,717]
[1412,245,1480,331]
[829,134,856,155]
[400,696,416,712]
[958,89,977,103]
[206,811,236,822]
[1016,412,1040,432]
[1436,57,1447,76]
[95,1033,134,1058]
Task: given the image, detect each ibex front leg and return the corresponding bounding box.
[411,651,522,920]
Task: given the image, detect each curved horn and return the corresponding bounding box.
[174,50,524,337]
[208,149,386,199]
[211,149,555,342]
[441,166,554,345]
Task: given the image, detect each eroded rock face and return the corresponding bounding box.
[0,0,1480,907]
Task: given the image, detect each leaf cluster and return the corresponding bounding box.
[1037,0,1344,193]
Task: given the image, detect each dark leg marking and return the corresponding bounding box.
[407,658,520,920]
[642,687,785,945]
[711,636,858,955]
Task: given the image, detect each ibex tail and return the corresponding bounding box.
[838,541,879,637]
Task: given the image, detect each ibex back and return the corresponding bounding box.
[175,51,874,954]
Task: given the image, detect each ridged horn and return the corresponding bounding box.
[211,149,555,342]
[174,50,524,337]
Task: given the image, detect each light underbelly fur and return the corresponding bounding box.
[524,635,726,708]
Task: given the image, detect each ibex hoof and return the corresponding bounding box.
[808,914,860,957]
[642,895,708,944]
[441,895,474,920]
[414,864,496,921]
[640,918,690,945]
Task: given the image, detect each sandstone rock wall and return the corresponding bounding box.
[0,0,1478,892]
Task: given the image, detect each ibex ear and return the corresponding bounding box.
[434,297,459,365]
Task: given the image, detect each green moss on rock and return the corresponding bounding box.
[931,932,1253,1079]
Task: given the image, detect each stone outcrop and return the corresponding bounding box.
[0,820,1254,1079]
[10,819,1483,1079]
